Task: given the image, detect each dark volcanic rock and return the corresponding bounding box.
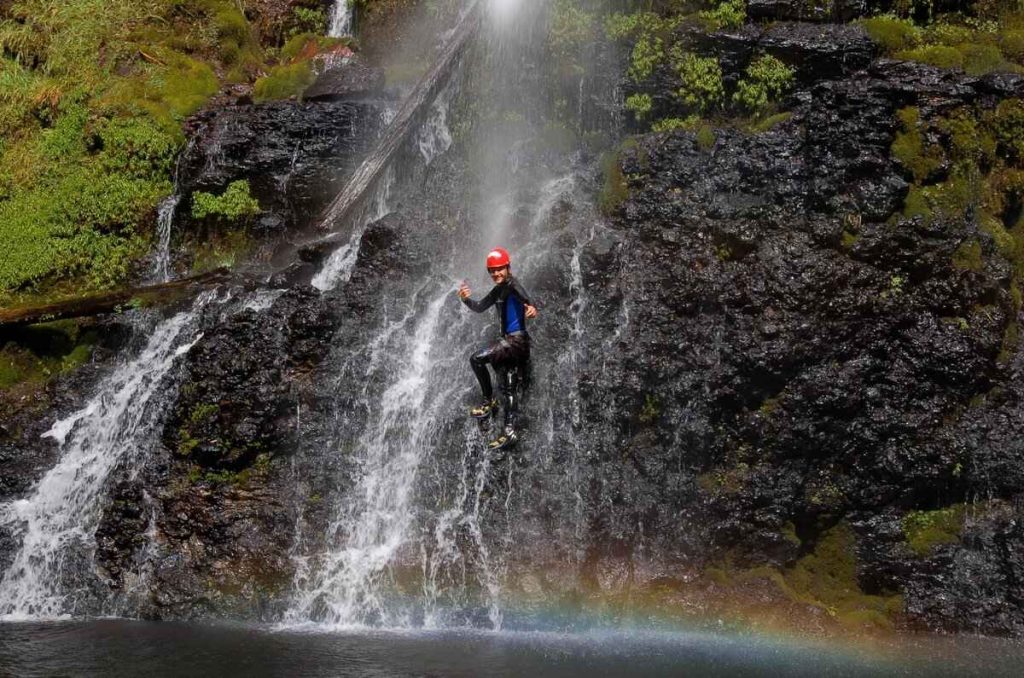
[761,22,877,83]
[304,58,387,101]
[600,57,1024,635]
[178,99,386,235]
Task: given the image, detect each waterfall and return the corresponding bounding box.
[329,1,354,38]
[0,295,213,620]
[284,0,603,631]
[152,195,180,283]
[150,138,195,282]
[285,285,468,627]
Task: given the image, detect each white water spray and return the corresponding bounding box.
[311,164,396,291]
[285,287,462,627]
[0,297,211,620]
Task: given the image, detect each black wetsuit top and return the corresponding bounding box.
[461,277,534,336]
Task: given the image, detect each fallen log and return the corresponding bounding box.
[0,268,231,329]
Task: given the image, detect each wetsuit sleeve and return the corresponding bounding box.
[462,285,499,313]
[509,279,535,307]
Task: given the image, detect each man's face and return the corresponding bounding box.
[488,266,510,284]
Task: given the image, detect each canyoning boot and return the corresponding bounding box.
[487,427,518,451]
[470,398,498,419]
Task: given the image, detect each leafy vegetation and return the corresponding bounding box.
[733,55,794,116]
[0,0,338,301]
[862,7,1024,77]
[191,180,261,222]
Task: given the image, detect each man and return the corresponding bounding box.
[459,247,538,450]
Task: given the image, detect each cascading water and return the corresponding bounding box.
[0,295,214,619]
[150,138,196,282]
[328,0,354,38]
[152,195,180,283]
[283,0,632,630]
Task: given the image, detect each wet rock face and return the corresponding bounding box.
[93,287,344,618]
[599,56,1024,634]
[178,99,387,236]
[304,57,387,101]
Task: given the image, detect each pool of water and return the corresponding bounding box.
[0,621,1020,677]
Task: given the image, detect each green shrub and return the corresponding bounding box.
[548,0,596,63]
[629,34,664,82]
[861,15,921,52]
[97,116,179,178]
[625,92,652,121]
[695,123,716,149]
[253,61,315,101]
[733,54,794,115]
[191,180,261,222]
[291,6,328,35]
[698,0,746,31]
[672,50,724,113]
[891,107,943,182]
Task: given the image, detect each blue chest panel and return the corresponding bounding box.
[504,293,524,334]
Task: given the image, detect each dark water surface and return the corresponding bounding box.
[1,621,1021,677]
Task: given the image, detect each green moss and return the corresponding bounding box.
[0,321,97,391]
[953,240,984,271]
[190,227,254,273]
[860,15,921,53]
[253,61,315,101]
[896,45,965,69]
[599,151,628,215]
[1003,30,1024,61]
[961,43,1008,76]
[991,98,1024,164]
[696,123,717,150]
[747,111,793,133]
[280,34,350,62]
[710,523,902,630]
[891,107,943,182]
[841,230,860,248]
[902,505,966,556]
[697,463,750,495]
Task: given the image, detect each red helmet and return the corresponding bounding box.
[486,247,511,269]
